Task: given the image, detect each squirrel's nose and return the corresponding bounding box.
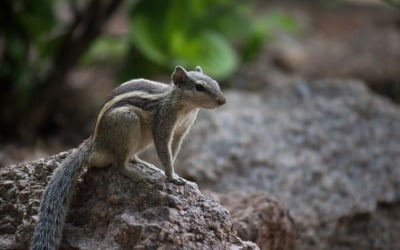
[217,97,226,105]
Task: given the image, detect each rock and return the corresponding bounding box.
[0,153,259,249]
[171,79,400,250]
[213,192,297,250]
[327,201,400,250]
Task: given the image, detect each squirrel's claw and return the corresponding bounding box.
[167,174,186,185]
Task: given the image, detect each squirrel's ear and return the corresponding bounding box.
[172,66,189,85]
[195,66,203,73]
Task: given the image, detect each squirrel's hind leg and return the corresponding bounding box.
[93,106,145,181]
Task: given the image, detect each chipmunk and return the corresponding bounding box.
[30,66,225,250]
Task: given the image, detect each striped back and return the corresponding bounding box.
[93,79,172,137]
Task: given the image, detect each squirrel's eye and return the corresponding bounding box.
[195,84,205,92]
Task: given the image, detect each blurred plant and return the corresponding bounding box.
[382,0,400,7]
[84,0,299,80]
[0,0,123,141]
[1,0,56,108]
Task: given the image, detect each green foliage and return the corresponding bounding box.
[242,9,300,61]
[2,0,299,95]
[0,0,61,110]
[382,0,400,7]
[0,0,298,140]
[1,0,300,89]
[81,36,129,65]
[83,0,299,80]
[128,0,239,79]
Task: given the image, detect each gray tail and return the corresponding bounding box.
[31,140,90,250]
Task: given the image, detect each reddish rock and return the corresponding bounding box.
[216,193,297,250]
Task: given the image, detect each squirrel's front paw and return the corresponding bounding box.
[167,174,186,185]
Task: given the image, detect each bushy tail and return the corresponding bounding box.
[31,140,90,250]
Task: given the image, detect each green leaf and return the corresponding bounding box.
[130,15,168,64]
[382,0,400,7]
[261,9,301,34]
[81,36,129,66]
[173,31,238,79]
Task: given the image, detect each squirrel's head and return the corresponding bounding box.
[171,66,226,109]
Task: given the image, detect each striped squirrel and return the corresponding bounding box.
[30,66,225,250]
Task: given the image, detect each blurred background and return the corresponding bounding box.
[1,0,400,249]
[0,0,399,159]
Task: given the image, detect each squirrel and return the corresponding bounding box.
[30,66,225,250]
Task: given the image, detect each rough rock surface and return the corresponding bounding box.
[213,192,297,250]
[0,153,258,250]
[171,79,400,250]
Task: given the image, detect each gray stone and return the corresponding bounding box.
[171,79,400,250]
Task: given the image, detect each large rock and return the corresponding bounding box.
[172,79,400,250]
[0,153,258,249]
